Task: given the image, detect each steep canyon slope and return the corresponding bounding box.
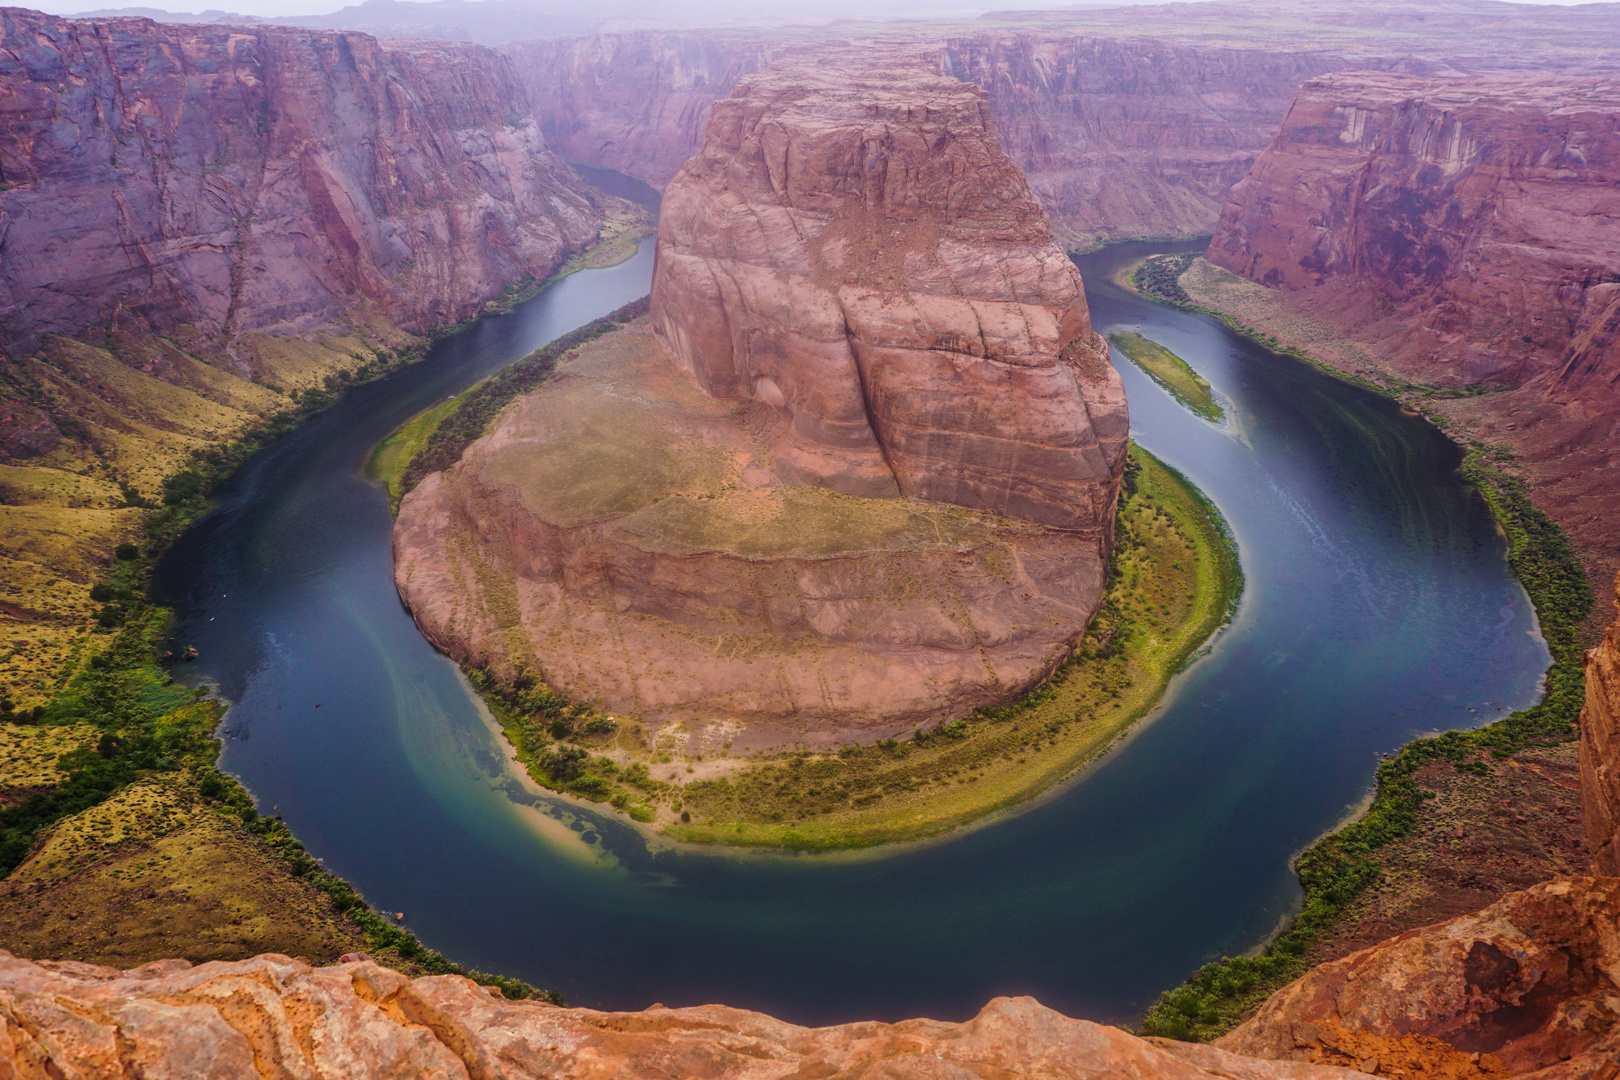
[0,9,602,359]
[0,8,607,703]
[508,2,1619,252]
[1201,71,1620,593]
[512,33,1352,251]
[393,56,1128,748]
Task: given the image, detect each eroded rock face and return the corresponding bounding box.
[649,54,1127,531]
[394,326,1109,748]
[395,58,1128,745]
[0,949,1372,1080]
[0,9,602,359]
[512,33,1350,250]
[1583,576,1620,876]
[1217,877,1620,1079]
[1206,73,1620,394]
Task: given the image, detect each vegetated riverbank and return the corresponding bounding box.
[1109,332,1224,422]
[0,235,655,996]
[1134,253,1593,1042]
[387,407,1241,849]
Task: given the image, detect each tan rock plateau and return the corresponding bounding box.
[394,56,1127,748]
[0,948,1373,1080]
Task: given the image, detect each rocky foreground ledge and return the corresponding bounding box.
[0,949,1361,1080]
[7,876,1620,1078]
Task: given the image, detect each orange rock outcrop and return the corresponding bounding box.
[1583,576,1620,875]
[1218,877,1620,1079]
[0,949,1373,1080]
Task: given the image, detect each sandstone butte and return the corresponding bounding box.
[0,8,603,364]
[1201,72,1620,586]
[392,55,1129,751]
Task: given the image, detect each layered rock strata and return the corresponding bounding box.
[648,56,1127,530]
[1218,877,1620,1079]
[512,33,1350,250]
[395,59,1126,746]
[394,326,1110,748]
[1207,73,1620,394]
[0,949,1372,1080]
[1583,575,1620,876]
[0,9,602,360]
[1200,72,1620,591]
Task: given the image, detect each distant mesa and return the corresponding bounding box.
[393,53,1128,750]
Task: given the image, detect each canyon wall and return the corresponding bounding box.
[0,8,603,361]
[1584,575,1620,876]
[1197,72,1620,591]
[1206,72,1620,392]
[509,33,1350,250]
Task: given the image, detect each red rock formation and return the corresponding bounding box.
[393,325,1110,748]
[1583,576,1620,876]
[1200,70,1620,594]
[511,32,780,188]
[394,57,1126,746]
[512,32,1350,250]
[649,54,1127,529]
[1207,73,1620,392]
[0,9,602,360]
[0,948,1371,1079]
[1217,876,1620,1080]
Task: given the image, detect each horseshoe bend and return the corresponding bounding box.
[391,55,1131,752]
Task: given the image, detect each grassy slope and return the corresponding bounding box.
[457,444,1241,851]
[1136,254,1592,1042]
[0,280,651,997]
[1110,331,1224,421]
[0,329,414,711]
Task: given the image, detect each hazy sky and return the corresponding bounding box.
[25,0,1594,20]
[27,0,1599,21]
[30,0,1127,17]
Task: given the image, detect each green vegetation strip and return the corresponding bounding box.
[1,332,566,1001]
[395,295,651,499]
[1110,331,1224,421]
[1129,254,1496,407]
[467,444,1242,851]
[1136,305,1592,1042]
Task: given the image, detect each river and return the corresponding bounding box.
[155,212,1549,1027]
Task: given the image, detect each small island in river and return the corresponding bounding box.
[388,55,1238,847]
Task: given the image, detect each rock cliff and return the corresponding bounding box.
[0,8,603,360]
[1207,72,1620,393]
[0,948,1371,1080]
[1218,877,1620,1079]
[393,57,1126,746]
[1583,576,1620,876]
[511,32,1348,250]
[648,54,1126,528]
[1198,72,1620,592]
